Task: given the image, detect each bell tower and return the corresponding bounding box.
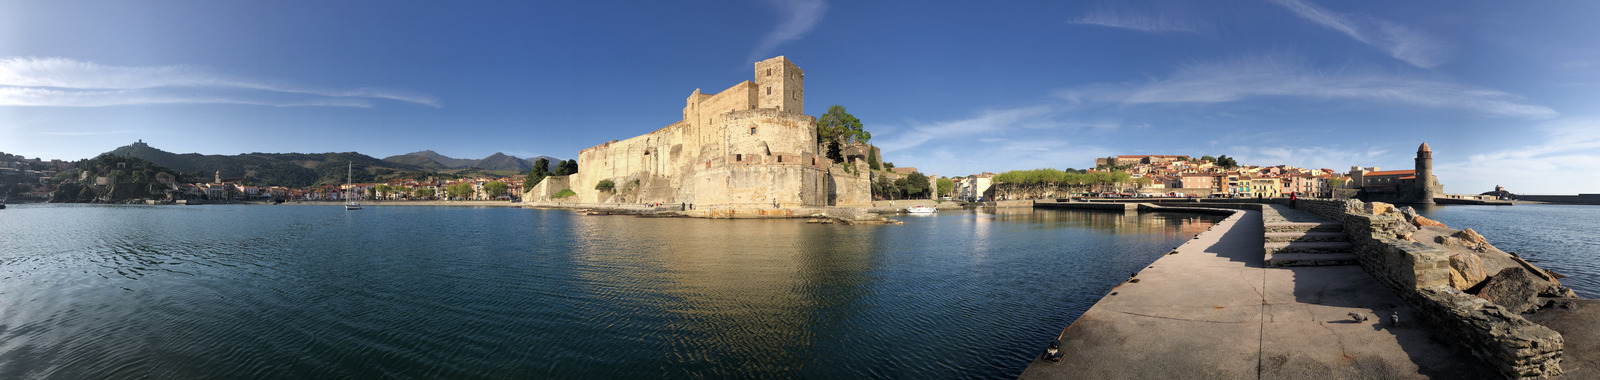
[754,56,804,115]
[1416,142,1435,204]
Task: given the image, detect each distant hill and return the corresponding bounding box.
[382,150,561,172]
[104,141,427,188]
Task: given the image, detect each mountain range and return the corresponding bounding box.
[381,150,560,172]
[101,141,561,188]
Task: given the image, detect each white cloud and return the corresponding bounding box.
[1056,54,1557,119]
[870,105,1125,175]
[37,129,146,136]
[0,57,439,107]
[1437,118,1600,194]
[0,86,375,108]
[875,105,1059,153]
[747,0,827,62]
[1267,0,1447,68]
[1070,5,1210,34]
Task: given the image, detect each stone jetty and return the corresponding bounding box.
[1021,199,1597,379]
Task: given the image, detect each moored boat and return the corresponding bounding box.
[907,205,935,214]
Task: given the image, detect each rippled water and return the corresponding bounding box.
[1417,204,1600,298]
[0,204,1221,379]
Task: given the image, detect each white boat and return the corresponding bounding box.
[906,205,935,214]
[345,163,362,210]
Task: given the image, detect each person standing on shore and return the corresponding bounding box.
[1290,192,1297,207]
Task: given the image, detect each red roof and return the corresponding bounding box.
[1364,169,1414,177]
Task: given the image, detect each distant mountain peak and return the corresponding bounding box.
[381,150,562,172]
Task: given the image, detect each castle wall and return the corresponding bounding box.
[563,56,861,209]
[693,164,825,208]
[523,175,572,201]
[828,163,873,207]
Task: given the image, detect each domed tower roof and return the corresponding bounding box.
[1418,142,1431,152]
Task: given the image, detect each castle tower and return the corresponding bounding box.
[1416,142,1435,204]
[754,56,803,115]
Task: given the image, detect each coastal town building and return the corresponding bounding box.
[954,173,995,201]
[1096,155,1192,167]
[531,56,871,208]
[1075,153,1348,198]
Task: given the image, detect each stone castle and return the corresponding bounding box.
[528,56,872,209]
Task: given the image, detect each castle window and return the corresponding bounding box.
[766,68,772,76]
[750,126,757,135]
[736,154,743,162]
[778,156,783,163]
[766,86,771,95]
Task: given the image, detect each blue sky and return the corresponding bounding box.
[2,1,1598,194]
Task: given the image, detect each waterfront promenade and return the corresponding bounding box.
[1019,205,1494,379]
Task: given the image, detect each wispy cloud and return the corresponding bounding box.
[1070,5,1210,34]
[876,105,1059,153]
[1056,54,1557,119]
[1267,0,1447,68]
[871,105,1127,175]
[0,57,440,107]
[747,0,827,62]
[1437,118,1600,194]
[37,130,148,136]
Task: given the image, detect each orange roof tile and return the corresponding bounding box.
[1364,169,1414,177]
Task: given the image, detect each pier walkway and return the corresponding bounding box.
[1018,206,1493,379]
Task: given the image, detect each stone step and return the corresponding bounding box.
[1263,231,1348,243]
[1266,253,1358,267]
[1264,241,1354,254]
[1263,222,1343,233]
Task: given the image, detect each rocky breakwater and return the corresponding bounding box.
[807,207,903,225]
[1330,199,1590,379]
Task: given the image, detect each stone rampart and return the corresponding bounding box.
[1518,194,1600,205]
[523,175,572,202]
[1301,200,1564,378]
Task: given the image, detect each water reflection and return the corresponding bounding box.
[0,205,1223,379]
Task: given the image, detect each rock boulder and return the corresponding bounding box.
[1342,199,1366,214]
[1454,228,1489,251]
[1392,218,1419,241]
[1479,267,1543,313]
[1366,201,1394,216]
[1412,215,1447,228]
[1448,251,1489,291]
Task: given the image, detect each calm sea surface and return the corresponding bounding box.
[1417,204,1600,298]
[0,204,1221,379]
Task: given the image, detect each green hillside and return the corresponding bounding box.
[105,141,426,188]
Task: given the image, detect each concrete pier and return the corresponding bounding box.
[1032,200,1137,211]
[1018,206,1493,379]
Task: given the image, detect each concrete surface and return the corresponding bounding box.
[1524,299,1600,378]
[1018,208,1495,379]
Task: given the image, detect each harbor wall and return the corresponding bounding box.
[1296,199,1564,378]
[1518,194,1600,205]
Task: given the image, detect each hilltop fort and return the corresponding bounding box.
[526,56,872,210]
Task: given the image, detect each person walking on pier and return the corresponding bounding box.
[1290,192,1297,207]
